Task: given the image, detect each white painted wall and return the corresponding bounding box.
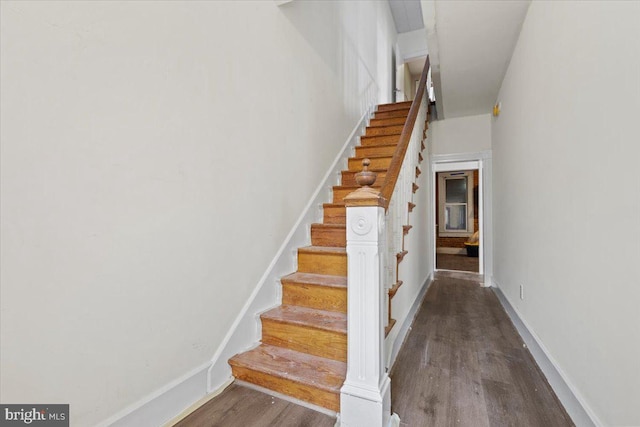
[492,2,640,426]
[430,114,491,155]
[0,1,397,425]
[397,28,428,62]
[386,134,433,367]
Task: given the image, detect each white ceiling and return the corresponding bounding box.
[422,0,531,118]
[389,0,424,33]
[407,57,426,76]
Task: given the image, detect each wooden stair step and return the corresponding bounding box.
[229,344,346,412]
[311,223,346,247]
[355,143,398,158]
[385,319,397,336]
[332,185,381,203]
[282,272,347,313]
[360,134,401,146]
[369,116,407,127]
[373,108,410,119]
[322,203,346,225]
[388,280,403,298]
[261,305,347,362]
[341,169,387,186]
[365,124,404,137]
[348,155,393,171]
[376,101,413,112]
[298,246,347,275]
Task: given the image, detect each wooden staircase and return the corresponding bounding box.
[228,100,413,412]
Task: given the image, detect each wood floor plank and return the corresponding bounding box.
[390,277,574,426]
[174,383,336,427]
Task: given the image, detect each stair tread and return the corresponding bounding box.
[356,142,400,148]
[311,223,346,229]
[366,124,405,129]
[360,134,402,140]
[333,185,382,190]
[349,154,394,160]
[262,305,347,334]
[377,101,412,108]
[343,167,388,173]
[374,108,410,115]
[229,344,346,393]
[282,272,347,288]
[298,246,346,255]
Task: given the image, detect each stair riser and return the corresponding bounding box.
[355,145,397,158]
[376,102,412,112]
[323,206,346,225]
[298,251,347,275]
[365,125,404,136]
[374,109,410,119]
[348,157,392,171]
[332,187,380,203]
[282,283,347,313]
[369,117,407,127]
[341,170,387,186]
[230,365,340,412]
[360,135,401,146]
[262,320,347,362]
[311,226,346,247]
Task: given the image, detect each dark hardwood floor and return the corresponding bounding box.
[175,275,573,427]
[174,383,336,427]
[436,253,479,272]
[390,275,574,426]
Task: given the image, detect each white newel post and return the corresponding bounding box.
[340,159,393,427]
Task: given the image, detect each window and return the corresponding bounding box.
[438,171,474,236]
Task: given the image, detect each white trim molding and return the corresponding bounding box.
[205,107,374,394]
[431,151,492,286]
[492,283,603,427]
[96,362,213,427]
[340,202,392,427]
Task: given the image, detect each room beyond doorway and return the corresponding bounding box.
[435,169,479,273]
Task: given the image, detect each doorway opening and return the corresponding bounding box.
[431,156,491,284]
[435,169,479,273]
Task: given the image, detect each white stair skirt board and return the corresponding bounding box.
[492,282,602,427]
[95,362,214,427]
[98,106,375,427]
[205,106,375,394]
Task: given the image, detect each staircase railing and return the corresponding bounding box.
[339,56,430,427]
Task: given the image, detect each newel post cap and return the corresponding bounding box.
[344,158,387,207]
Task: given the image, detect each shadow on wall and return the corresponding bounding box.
[278,1,379,118]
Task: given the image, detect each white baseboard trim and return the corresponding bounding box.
[492,284,603,427]
[386,272,433,371]
[97,362,211,427]
[98,105,376,427]
[164,377,234,426]
[205,106,375,395]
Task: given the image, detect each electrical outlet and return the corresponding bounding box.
[520,284,525,300]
